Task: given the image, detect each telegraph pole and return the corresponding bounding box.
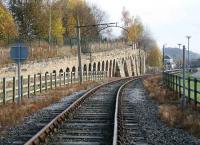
[182,45,186,109]
[48,0,52,51]
[178,44,182,68]
[186,36,191,70]
[76,17,83,84]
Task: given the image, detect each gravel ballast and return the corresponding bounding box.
[0,90,86,145]
[124,80,200,145]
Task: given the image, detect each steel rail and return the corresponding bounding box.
[113,77,141,145]
[24,77,131,145]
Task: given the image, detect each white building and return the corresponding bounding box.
[164,55,176,70]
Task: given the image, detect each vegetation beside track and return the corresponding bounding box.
[143,75,200,138]
[0,80,101,136]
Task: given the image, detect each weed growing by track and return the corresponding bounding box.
[143,75,200,138]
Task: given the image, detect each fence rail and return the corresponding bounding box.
[163,72,200,107]
[0,70,107,105]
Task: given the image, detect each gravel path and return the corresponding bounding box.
[125,80,200,145]
[0,90,86,145]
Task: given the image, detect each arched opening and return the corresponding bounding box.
[89,63,92,71]
[66,67,70,77]
[115,62,121,77]
[52,70,56,74]
[59,69,63,76]
[112,59,116,77]
[106,60,109,71]
[122,58,125,63]
[72,66,76,72]
[109,60,112,77]
[83,64,87,77]
[97,62,101,71]
[66,67,70,72]
[83,64,87,72]
[93,62,96,71]
[130,58,135,76]
[124,61,129,77]
[102,61,105,71]
[72,66,76,77]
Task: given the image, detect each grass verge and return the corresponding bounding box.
[0,80,100,135]
[143,75,200,138]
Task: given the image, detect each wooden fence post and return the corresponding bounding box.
[64,72,66,85]
[21,76,23,98]
[34,74,36,95]
[45,73,47,91]
[176,75,178,93]
[28,75,30,98]
[188,77,191,103]
[39,73,42,93]
[172,74,175,91]
[179,76,181,98]
[194,78,197,107]
[86,70,88,81]
[71,72,73,85]
[13,77,16,102]
[3,78,6,105]
[55,72,57,88]
[73,72,75,83]
[50,73,53,89]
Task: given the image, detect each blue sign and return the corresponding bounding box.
[10,43,29,64]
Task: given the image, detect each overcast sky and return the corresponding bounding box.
[86,0,200,54]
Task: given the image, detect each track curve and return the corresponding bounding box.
[23,78,130,145]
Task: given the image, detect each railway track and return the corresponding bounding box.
[114,78,148,145]
[11,77,148,145]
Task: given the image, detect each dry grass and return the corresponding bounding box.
[143,75,200,138]
[0,80,100,135]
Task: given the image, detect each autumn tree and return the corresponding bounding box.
[8,0,65,43]
[0,2,17,40]
[121,7,144,48]
[146,46,162,67]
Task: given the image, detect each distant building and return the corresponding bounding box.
[191,59,200,68]
[164,55,176,70]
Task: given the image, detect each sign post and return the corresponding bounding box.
[10,43,29,104]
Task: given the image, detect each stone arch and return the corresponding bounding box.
[52,70,56,74]
[109,60,112,77]
[115,62,121,77]
[130,58,135,76]
[124,61,129,77]
[102,61,105,71]
[66,67,70,72]
[59,69,64,76]
[83,64,87,72]
[97,62,101,71]
[122,58,125,63]
[93,62,96,71]
[72,66,76,73]
[112,59,116,77]
[89,63,92,71]
[106,60,109,71]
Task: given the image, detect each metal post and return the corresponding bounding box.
[181,45,186,109]
[76,17,83,84]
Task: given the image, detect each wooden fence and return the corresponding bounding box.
[163,72,200,107]
[0,70,107,105]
